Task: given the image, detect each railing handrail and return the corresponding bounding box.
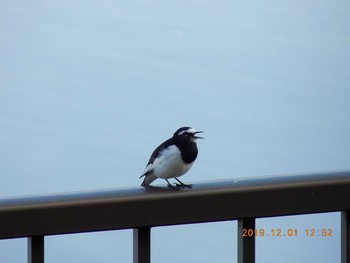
[1,170,350,240]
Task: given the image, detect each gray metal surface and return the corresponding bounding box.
[1,170,350,240]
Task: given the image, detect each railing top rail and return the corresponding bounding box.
[1,170,350,239]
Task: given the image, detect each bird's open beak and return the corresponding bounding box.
[194,131,204,139]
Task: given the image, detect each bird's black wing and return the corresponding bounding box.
[139,137,174,181]
[146,137,174,165]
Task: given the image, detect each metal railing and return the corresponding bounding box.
[0,170,349,263]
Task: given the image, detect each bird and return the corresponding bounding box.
[140,126,203,189]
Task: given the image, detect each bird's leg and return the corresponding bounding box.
[165,179,179,190]
[174,178,192,188]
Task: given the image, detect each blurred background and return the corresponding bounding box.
[1,1,349,262]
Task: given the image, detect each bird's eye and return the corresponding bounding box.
[184,132,192,137]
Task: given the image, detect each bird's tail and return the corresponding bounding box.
[140,174,157,186]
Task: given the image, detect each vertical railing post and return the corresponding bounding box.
[341,211,349,263]
[237,218,255,263]
[28,236,44,263]
[133,227,151,263]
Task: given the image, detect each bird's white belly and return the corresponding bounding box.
[153,145,193,179]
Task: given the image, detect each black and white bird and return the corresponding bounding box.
[140,127,203,189]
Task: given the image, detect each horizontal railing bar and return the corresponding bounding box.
[0,170,350,239]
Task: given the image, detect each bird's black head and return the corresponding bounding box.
[173,127,203,163]
[173,127,204,144]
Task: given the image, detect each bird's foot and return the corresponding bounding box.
[167,183,180,190]
[174,178,192,188]
[165,179,179,190]
[175,182,192,189]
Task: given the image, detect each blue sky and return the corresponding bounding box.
[1,1,350,262]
